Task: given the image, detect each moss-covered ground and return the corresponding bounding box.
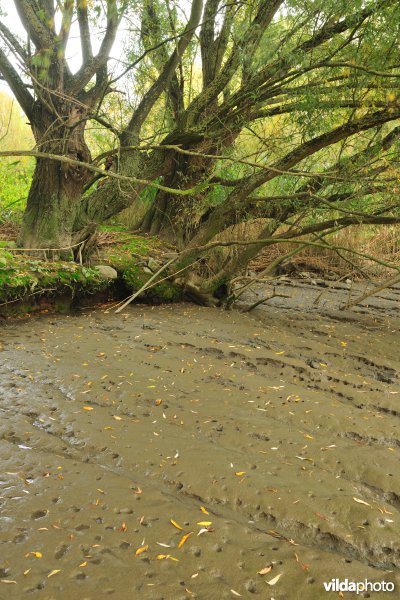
[0,228,182,315]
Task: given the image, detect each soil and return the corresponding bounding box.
[0,278,399,600]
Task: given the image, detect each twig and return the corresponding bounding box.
[340,273,400,310]
[242,288,292,312]
[114,257,178,313]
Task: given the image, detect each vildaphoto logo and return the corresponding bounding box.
[323,579,395,594]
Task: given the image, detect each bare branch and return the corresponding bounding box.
[0,47,34,118]
[124,0,204,140]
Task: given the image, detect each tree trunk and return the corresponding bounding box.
[18,104,92,254]
[19,158,83,253]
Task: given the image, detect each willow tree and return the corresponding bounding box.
[1,0,400,299]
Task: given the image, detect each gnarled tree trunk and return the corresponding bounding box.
[18,103,92,253]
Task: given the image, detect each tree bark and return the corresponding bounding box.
[18,104,92,253]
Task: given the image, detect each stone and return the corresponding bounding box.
[147,258,161,272]
[95,265,118,280]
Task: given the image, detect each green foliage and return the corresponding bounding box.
[0,92,34,221]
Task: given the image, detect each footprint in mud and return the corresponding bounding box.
[54,544,70,559]
[75,523,90,531]
[31,509,48,520]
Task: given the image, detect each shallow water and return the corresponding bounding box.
[0,281,399,599]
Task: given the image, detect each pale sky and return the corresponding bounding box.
[0,1,126,96]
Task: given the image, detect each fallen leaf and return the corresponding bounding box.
[83,406,93,411]
[178,532,193,548]
[170,519,183,530]
[353,497,371,507]
[235,471,246,476]
[200,506,209,515]
[79,561,87,567]
[230,590,242,597]
[113,415,122,421]
[197,521,212,526]
[267,573,282,586]
[257,566,272,575]
[155,399,162,406]
[135,545,148,555]
[156,542,172,548]
[1,580,17,584]
[47,569,61,578]
[120,522,127,532]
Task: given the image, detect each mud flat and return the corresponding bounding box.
[0,280,399,599]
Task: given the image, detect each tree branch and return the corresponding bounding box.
[14,0,54,49]
[0,47,34,118]
[124,0,204,140]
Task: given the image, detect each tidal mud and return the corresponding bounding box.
[0,280,399,599]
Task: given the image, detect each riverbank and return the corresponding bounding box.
[0,232,182,316]
[0,282,399,599]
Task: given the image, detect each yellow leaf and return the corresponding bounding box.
[304,434,314,440]
[23,569,31,576]
[155,399,162,406]
[156,554,179,562]
[178,532,193,548]
[47,569,61,578]
[113,415,122,420]
[135,544,148,555]
[83,406,93,411]
[1,580,17,584]
[200,506,209,515]
[79,561,87,567]
[257,566,272,575]
[235,471,246,476]
[31,552,42,558]
[170,519,183,530]
[197,521,212,526]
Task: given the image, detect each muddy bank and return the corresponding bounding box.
[0,284,399,599]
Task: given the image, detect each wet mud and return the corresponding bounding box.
[0,279,399,599]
